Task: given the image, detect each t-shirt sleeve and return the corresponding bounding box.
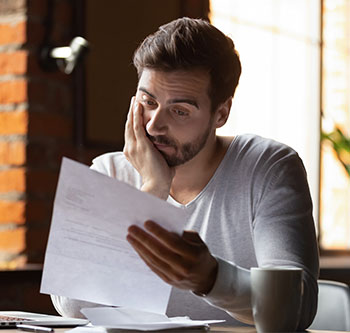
[199,154,319,330]
[201,257,254,325]
[252,154,319,329]
[90,153,117,176]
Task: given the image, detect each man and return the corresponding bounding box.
[51,17,319,329]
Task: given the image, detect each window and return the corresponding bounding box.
[319,0,350,250]
[210,0,321,229]
[211,0,350,251]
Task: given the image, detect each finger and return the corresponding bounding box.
[127,225,191,273]
[124,96,136,142]
[137,251,173,284]
[144,221,195,256]
[127,96,136,124]
[182,230,204,244]
[127,232,183,282]
[133,102,146,141]
[128,225,181,262]
[136,247,185,286]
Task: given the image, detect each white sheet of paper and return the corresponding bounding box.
[78,307,225,331]
[40,157,188,314]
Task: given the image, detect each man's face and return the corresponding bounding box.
[135,69,215,167]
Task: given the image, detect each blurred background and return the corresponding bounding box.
[0,0,349,314]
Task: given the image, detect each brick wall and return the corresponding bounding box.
[0,0,104,268]
[0,0,28,267]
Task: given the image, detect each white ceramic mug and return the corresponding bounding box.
[251,267,303,332]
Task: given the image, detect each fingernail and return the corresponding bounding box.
[144,220,155,230]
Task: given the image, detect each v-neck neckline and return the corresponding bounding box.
[167,136,239,208]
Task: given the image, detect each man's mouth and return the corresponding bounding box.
[153,142,167,148]
[147,134,177,153]
[152,142,174,152]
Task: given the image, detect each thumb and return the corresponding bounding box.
[182,230,203,244]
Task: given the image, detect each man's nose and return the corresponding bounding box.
[145,108,167,136]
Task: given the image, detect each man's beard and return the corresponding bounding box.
[147,122,212,167]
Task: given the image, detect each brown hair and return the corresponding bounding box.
[133,17,241,112]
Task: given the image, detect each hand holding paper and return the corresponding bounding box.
[127,221,218,295]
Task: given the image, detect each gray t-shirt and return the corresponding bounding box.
[51,134,319,329]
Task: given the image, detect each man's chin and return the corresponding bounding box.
[161,152,183,168]
[163,152,195,168]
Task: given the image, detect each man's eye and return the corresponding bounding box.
[141,99,157,108]
[173,109,189,117]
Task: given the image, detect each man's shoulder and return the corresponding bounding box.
[91,151,134,177]
[233,134,298,161]
[228,134,307,196]
[92,151,126,165]
[227,134,302,177]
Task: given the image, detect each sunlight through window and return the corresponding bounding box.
[210,0,321,229]
[320,0,350,250]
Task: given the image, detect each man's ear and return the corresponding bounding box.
[214,97,232,129]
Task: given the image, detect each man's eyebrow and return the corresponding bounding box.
[138,87,199,109]
[168,98,199,109]
[138,87,156,99]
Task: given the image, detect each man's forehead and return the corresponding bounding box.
[137,68,210,96]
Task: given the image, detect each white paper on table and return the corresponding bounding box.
[40,157,188,314]
[78,307,225,331]
[66,325,105,333]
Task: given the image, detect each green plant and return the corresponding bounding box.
[322,127,350,177]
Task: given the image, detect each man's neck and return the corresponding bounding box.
[170,135,232,205]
